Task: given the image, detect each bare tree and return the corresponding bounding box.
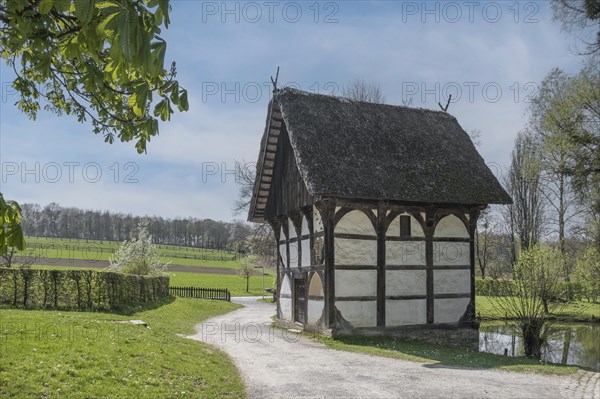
[239,255,257,293]
[468,129,482,148]
[504,132,545,259]
[232,160,256,216]
[342,79,385,103]
[552,0,600,55]
[1,247,36,268]
[475,207,497,279]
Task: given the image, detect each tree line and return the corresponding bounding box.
[20,202,252,250]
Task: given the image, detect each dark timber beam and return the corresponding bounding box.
[376,201,387,327]
[425,208,435,324]
[321,200,337,329]
[468,207,480,323]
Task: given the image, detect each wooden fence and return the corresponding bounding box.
[169,286,231,302]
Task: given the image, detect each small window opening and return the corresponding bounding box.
[400,215,411,237]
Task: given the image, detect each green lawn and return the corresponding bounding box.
[168,271,275,297]
[315,335,580,376]
[476,296,600,321]
[24,236,240,269]
[0,298,245,398]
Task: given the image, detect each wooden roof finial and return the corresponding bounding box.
[438,94,452,112]
[271,66,280,92]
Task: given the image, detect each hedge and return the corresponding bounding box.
[475,279,585,301]
[0,268,170,310]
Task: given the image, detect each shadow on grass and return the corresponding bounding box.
[328,335,581,374]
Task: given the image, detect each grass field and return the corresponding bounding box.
[23,236,241,269]
[0,298,245,398]
[476,296,600,321]
[168,271,275,297]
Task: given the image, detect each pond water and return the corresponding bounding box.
[479,322,600,371]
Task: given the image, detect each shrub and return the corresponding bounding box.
[109,220,168,275]
[0,268,170,309]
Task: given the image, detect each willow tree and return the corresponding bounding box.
[0,0,187,251]
[491,245,566,359]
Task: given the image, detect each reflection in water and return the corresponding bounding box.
[479,322,600,371]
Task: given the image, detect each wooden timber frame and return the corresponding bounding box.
[272,197,484,333]
[248,88,510,336]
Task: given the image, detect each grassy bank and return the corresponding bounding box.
[315,335,580,376]
[476,296,600,321]
[0,298,244,398]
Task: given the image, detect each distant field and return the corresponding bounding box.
[168,271,275,297]
[22,236,240,269]
[31,265,275,297]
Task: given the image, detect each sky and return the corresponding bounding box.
[0,0,589,222]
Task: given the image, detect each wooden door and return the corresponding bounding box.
[293,276,306,324]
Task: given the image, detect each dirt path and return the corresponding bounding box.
[32,258,243,275]
[187,297,587,399]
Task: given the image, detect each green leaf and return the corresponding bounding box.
[38,0,55,14]
[178,89,189,112]
[74,0,96,23]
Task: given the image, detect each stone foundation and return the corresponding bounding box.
[333,322,480,350]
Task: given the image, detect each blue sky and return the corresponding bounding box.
[0,1,587,221]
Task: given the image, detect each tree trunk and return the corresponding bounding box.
[522,321,544,359]
[246,276,249,293]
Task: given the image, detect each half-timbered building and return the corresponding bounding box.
[248,87,511,337]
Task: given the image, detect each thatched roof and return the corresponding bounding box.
[249,87,511,222]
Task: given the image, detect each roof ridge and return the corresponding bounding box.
[274,86,456,117]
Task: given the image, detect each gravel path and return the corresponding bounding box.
[187,297,587,399]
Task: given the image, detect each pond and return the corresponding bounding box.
[479,322,600,371]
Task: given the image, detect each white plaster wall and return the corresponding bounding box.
[434,270,471,295]
[335,238,377,265]
[335,210,376,236]
[335,270,377,297]
[434,298,470,324]
[386,214,425,237]
[301,239,311,267]
[386,241,426,266]
[280,226,286,241]
[289,240,299,268]
[386,299,427,326]
[433,242,470,266]
[288,218,297,239]
[434,215,469,238]
[307,300,324,325]
[279,243,287,268]
[313,206,323,232]
[386,270,426,296]
[308,273,324,296]
[335,301,377,327]
[301,216,310,236]
[279,275,292,321]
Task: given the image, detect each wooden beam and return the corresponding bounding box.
[376,201,386,327]
[468,207,480,323]
[321,200,336,329]
[425,208,435,324]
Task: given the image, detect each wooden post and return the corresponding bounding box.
[468,207,480,323]
[425,207,435,324]
[376,201,387,327]
[322,200,336,329]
